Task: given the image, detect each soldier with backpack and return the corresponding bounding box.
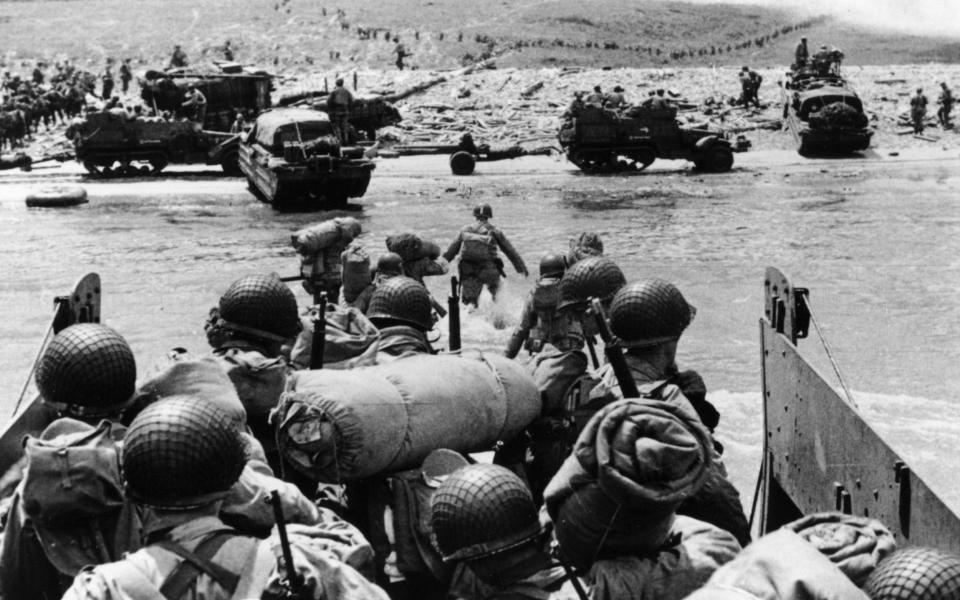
[442,204,528,308]
[504,253,570,359]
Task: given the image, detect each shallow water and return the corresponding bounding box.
[1,153,959,508]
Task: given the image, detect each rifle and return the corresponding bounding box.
[266,490,304,597]
[430,295,448,319]
[589,297,639,398]
[584,335,600,369]
[309,293,326,370]
[448,276,461,351]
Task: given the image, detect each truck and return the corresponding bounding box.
[558,105,749,174]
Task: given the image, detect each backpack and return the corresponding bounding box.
[460,229,496,262]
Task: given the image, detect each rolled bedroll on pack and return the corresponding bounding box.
[275,352,541,482]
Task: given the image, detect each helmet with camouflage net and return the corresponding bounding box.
[864,547,960,600]
[431,464,542,562]
[608,279,696,348]
[473,203,493,220]
[218,273,301,342]
[568,232,604,263]
[539,253,567,279]
[366,276,432,331]
[36,323,136,418]
[122,396,246,509]
[377,251,404,276]
[557,256,626,310]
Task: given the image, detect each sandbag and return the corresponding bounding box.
[289,304,380,370]
[341,243,371,302]
[275,352,541,482]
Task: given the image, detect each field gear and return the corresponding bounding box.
[864,547,960,600]
[460,229,497,262]
[385,232,440,263]
[556,256,625,310]
[293,217,362,299]
[292,217,362,255]
[377,251,404,275]
[341,243,372,303]
[686,529,868,600]
[218,273,301,342]
[373,325,434,361]
[431,464,541,562]
[366,276,433,331]
[609,279,696,348]
[472,203,492,219]
[289,304,381,370]
[544,397,712,571]
[36,323,136,418]
[539,253,566,278]
[784,512,897,586]
[275,353,540,482]
[122,397,247,509]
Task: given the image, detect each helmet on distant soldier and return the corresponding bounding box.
[336,78,344,86]
[568,231,604,264]
[36,323,136,418]
[376,252,404,276]
[122,396,246,509]
[539,253,566,278]
[557,256,626,310]
[608,279,696,348]
[864,547,960,600]
[431,464,542,562]
[217,273,302,342]
[473,203,493,220]
[366,276,433,331]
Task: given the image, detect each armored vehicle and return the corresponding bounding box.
[239,108,375,210]
[66,110,240,177]
[782,49,873,155]
[558,105,748,174]
[279,92,402,141]
[140,62,273,132]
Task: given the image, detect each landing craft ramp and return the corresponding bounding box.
[758,267,960,551]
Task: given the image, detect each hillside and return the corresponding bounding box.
[0,0,957,74]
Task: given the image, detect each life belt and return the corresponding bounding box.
[25,185,88,208]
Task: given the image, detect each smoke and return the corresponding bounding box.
[686,0,960,36]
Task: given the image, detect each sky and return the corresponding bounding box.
[687,0,960,37]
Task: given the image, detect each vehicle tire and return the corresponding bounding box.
[630,146,656,171]
[25,185,88,208]
[149,154,169,175]
[449,151,476,175]
[220,150,241,176]
[701,146,734,173]
[82,159,112,178]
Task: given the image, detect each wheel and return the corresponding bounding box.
[220,150,241,176]
[628,147,656,171]
[568,150,611,173]
[149,154,169,175]
[82,159,114,178]
[700,146,734,173]
[449,151,476,175]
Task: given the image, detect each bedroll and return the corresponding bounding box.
[275,352,541,482]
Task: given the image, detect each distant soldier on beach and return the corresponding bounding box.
[585,85,604,106]
[100,63,114,100]
[327,77,354,143]
[168,44,188,69]
[911,87,929,134]
[937,82,953,129]
[794,37,809,68]
[181,84,207,123]
[605,85,627,109]
[31,63,44,86]
[223,39,234,61]
[394,37,410,70]
[119,58,132,94]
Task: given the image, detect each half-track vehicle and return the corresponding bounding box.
[782,49,873,155]
[558,105,748,174]
[279,92,402,141]
[66,110,240,177]
[239,108,375,210]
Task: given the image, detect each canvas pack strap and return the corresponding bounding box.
[156,532,240,599]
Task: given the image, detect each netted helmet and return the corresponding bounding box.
[36,323,136,418]
[122,396,246,509]
[473,203,493,219]
[431,464,541,562]
[557,256,626,310]
[218,273,301,342]
[569,232,604,263]
[864,547,960,600]
[366,276,432,331]
[608,279,696,348]
[377,252,404,275]
[539,253,566,278]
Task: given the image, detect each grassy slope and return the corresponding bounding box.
[0,0,957,73]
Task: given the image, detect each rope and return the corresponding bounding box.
[805,294,858,409]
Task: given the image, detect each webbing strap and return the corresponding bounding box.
[156,533,240,599]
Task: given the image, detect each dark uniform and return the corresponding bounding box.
[938,83,953,129]
[119,60,132,94]
[100,67,114,100]
[795,38,809,68]
[181,86,207,123]
[505,254,571,358]
[328,78,353,143]
[443,204,528,308]
[911,88,929,134]
[169,45,188,68]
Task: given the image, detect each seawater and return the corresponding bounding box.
[1,154,958,509]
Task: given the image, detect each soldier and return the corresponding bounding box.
[586,279,751,546]
[62,397,388,600]
[567,231,603,265]
[433,464,569,599]
[605,85,626,109]
[100,64,114,100]
[650,88,673,111]
[937,81,953,129]
[365,276,436,360]
[795,36,809,68]
[385,232,448,285]
[505,253,568,359]
[328,77,354,143]
[911,87,928,134]
[738,66,753,107]
[443,204,528,308]
[585,85,604,106]
[119,58,132,94]
[292,216,362,304]
[345,251,404,313]
[394,37,410,70]
[563,90,585,117]
[748,69,763,107]
[181,83,207,124]
[223,39,234,61]
[230,111,246,133]
[168,44,188,69]
[202,273,301,472]
[31,62,44,86]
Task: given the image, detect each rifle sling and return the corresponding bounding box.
[156,532,240,599]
